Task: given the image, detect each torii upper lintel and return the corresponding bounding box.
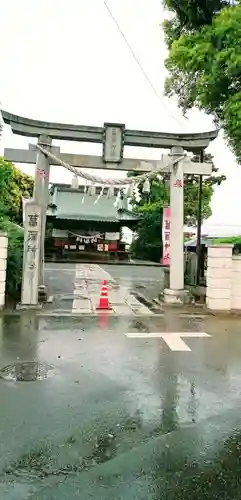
[1,110,218,151]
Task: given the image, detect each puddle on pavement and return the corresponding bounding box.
[91,432,117,464]
[0,362,55,382]
[108,283,119,289]
[130,320,150,332]
[58,294,77,301]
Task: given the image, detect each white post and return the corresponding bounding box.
[164,146,188,304]
[19,201,42,308]
[34,135,52,287]
[206,244,233,311]
[231,255,241,310]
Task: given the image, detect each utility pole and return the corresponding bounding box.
[196,150,204,285]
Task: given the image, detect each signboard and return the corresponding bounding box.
[103,123,124,164]
[97,244,109,252]
[21,201,42,305]
[162,207,170,266]
[106,232,120,241]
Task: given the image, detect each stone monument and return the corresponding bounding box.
[19,201,42,307]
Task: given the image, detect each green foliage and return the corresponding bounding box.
[164,2,241,162]
[214,235,241,254]
[215,235,241,244]
[130,154,225,224]
[164,0,231,47]
[0,211,23,298]
[130,153,225,261]
[0,158,33,299]
[131,203,163,262]
[0,157,33,223]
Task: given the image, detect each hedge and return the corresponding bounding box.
[0,215,23,298]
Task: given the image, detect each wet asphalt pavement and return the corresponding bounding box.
[44,263,165,312]
[1,311,241,498]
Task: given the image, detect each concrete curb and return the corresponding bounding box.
[45,258,164,267]
[0,312,212,319]
[133,292,162,312]
[0,309,231,320]
[1,310,241,320]
[0,310,164,318]
[2,301,241,319]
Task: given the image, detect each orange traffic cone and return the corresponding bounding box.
[96,279,112,310]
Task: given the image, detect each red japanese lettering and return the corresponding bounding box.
[174,179,183,188]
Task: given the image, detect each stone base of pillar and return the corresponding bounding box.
[16,303,43,311]
[164,288,190,305]
[0,293,5,310]
[38,286,53,304]
[38,285,48,303]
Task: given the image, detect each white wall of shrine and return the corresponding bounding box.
[206,244,241,311]
[52,229,69,238]
[0,233,8,309]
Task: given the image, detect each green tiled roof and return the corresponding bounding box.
[57,214,119,222]
[47,186,141,222]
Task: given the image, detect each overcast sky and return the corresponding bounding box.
[0,0,240,235]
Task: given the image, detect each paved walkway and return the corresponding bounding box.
[1,312,241,499]
[72,264,153,315]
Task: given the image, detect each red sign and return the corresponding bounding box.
[162,207,170,266]
[108,242,118,251]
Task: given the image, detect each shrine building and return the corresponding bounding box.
[46,183,141,261]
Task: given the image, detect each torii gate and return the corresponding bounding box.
[1,110,218,306]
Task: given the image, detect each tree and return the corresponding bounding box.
[164,2,241,162]
[131,203,164,262]
[0,213,24,298]
[0,159,34,298]
[164,0,231,47]
[0,157,34,223]
[130,153,226,261]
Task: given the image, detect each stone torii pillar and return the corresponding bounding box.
[33,135,52,287]
[170,146,185,291]
[164,146,201,305]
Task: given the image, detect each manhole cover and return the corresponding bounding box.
[0,362,55,382]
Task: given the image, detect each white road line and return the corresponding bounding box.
[161,334,191,352]
[125,332,211,351]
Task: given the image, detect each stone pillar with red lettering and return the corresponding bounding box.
[164,147,189,304]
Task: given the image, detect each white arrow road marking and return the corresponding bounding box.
[125,332,211,352]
